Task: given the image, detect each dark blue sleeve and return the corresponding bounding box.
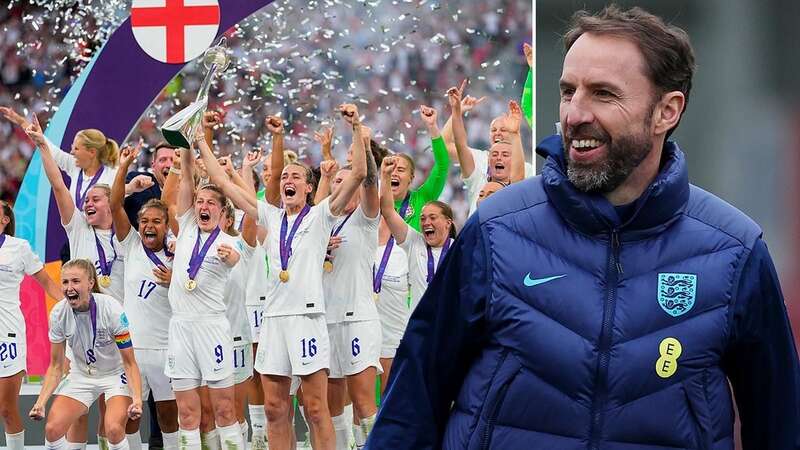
[722,239,800,449]
[365,214,490,450]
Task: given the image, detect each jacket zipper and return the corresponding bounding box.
[480,370,517,450]
[588,230,621,450]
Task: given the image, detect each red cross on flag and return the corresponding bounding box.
[131,0,221,64]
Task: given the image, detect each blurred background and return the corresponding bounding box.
[0,0,533,228]
[536,0,800,360]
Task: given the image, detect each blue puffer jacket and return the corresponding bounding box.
[366,136,800,450]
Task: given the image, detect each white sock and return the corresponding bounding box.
[353,424,366,448]
[248,404,267,436]
[200,429,220,450]
[4,430,24,450]
[45,436,68,450]
[180,428,201,450]
[238,420,249,446]
[163,430,180,450]
[98,435,110,450]
[65,441,86,450]
[109,437,130,450]
[126,432,142,450]
[217,423,245,450]
[332,413,350,450]
[360,414,377,440]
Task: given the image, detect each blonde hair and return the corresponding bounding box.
[76,129,119,168]
[88,183,111,200]
[284,150,298,165]
[62,259,101,294]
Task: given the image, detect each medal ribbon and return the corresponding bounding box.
[325,210,354,263]
[73,295,98,371]
[93,227,117,278]
[142,238,172,268]
[75,166,105,210]
[0,233,5,250]
[373,195,411,294]
[426,238,452,283]
[187,227,221,281]
[279,205,311,272]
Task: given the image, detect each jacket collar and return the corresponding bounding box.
[536,134,689,238]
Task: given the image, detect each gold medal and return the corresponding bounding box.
[373,292,380,302]
[279,270,290,283]
[98,275,111,288]
[323,260,334,273]
[185,279,197,291]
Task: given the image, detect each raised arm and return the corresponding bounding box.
[507,101,526,183]
[176,136,197,217]
[379,157,409,244]
[521,43,533,127]
[315,160,339,205]
[361,126,380,218]
[196,133,258,218]
[314,126,335,162]
[25,115,76,225]
[265,116,285,207]
[29,341,66,421]
[447,82,476,179]
[329,104,367,216]
[416,106,451,203]
[32,269,64,303]
[440,83,486,161]
[111,142,142,241]
[161,149,181,236]
[240,150,262,196]
[241,211,257,247]
[220,155,255,200]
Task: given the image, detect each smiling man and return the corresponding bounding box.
[366,6,800,450]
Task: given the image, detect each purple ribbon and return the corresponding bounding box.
[75,166,105,210]
[142,238,172,268]
[93,227,117,278]
[426,238,452,283]
[187,227,220,281]
[280,205,311,272]
[73,295,98,360]
[0,234,5,250]
[325,211,354,262]
[374,195,411,294]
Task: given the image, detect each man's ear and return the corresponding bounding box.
[653,91,685,136]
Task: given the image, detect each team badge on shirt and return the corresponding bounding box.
[657,273,697,317]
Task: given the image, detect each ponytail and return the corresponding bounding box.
[102,137,119,168]
[0,200,15,236]
[76,129,119,169]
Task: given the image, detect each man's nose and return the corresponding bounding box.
[563,91,595,128]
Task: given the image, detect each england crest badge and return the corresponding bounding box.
[657,273,697,317]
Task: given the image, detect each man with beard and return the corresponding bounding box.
[123,142,176,229]
[366,5,800,450]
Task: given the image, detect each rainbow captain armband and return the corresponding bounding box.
[115,332,132,349]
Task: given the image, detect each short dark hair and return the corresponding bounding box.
[0,200,15,236]
[564,5,696,138]
[154,142,178,154]
[137,198,170,225]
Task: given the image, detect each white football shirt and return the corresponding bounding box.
[256,198,338,317]
[374,243,410,340]
[0,235,44,338]
[167,210,240,316]
[398,225,450,312]
[118,230,173,349]
[48,293,130,377]
[323,205,379,324]
[63,212,125,302]
[224,236,254,343]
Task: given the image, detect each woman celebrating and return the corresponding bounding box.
[166,130,243,450]
[380,156,456,311]
[0,107,118,208]
[110,145,180,450]
[200,109,366,450]
[29,259,142,450]
[24,115,125,301]
[0,200,62,450]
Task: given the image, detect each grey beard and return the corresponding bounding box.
[566,132,652,194]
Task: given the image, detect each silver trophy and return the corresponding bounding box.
[160,38,231,148]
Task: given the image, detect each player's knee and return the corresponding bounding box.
[303,399,328,426]
[0,402,14,420]
[103,421,125,442]
[156,402,179,432]
[45,420,66,441]
[179,404,201,430]
[263,397,289,423]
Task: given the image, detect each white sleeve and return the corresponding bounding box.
[63,209,88,241]
[317,198,338,229]
[177,209,196,234]
[463,166,485,204]
[21,240,44,276]
[45,135,79,174]
[117,229,140,258]
[397,223,421,251]
[470,147,489,180]
[48,303,66,343]
[108,300,130,337]
[256,200,279,229]
[235,238,256,264]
